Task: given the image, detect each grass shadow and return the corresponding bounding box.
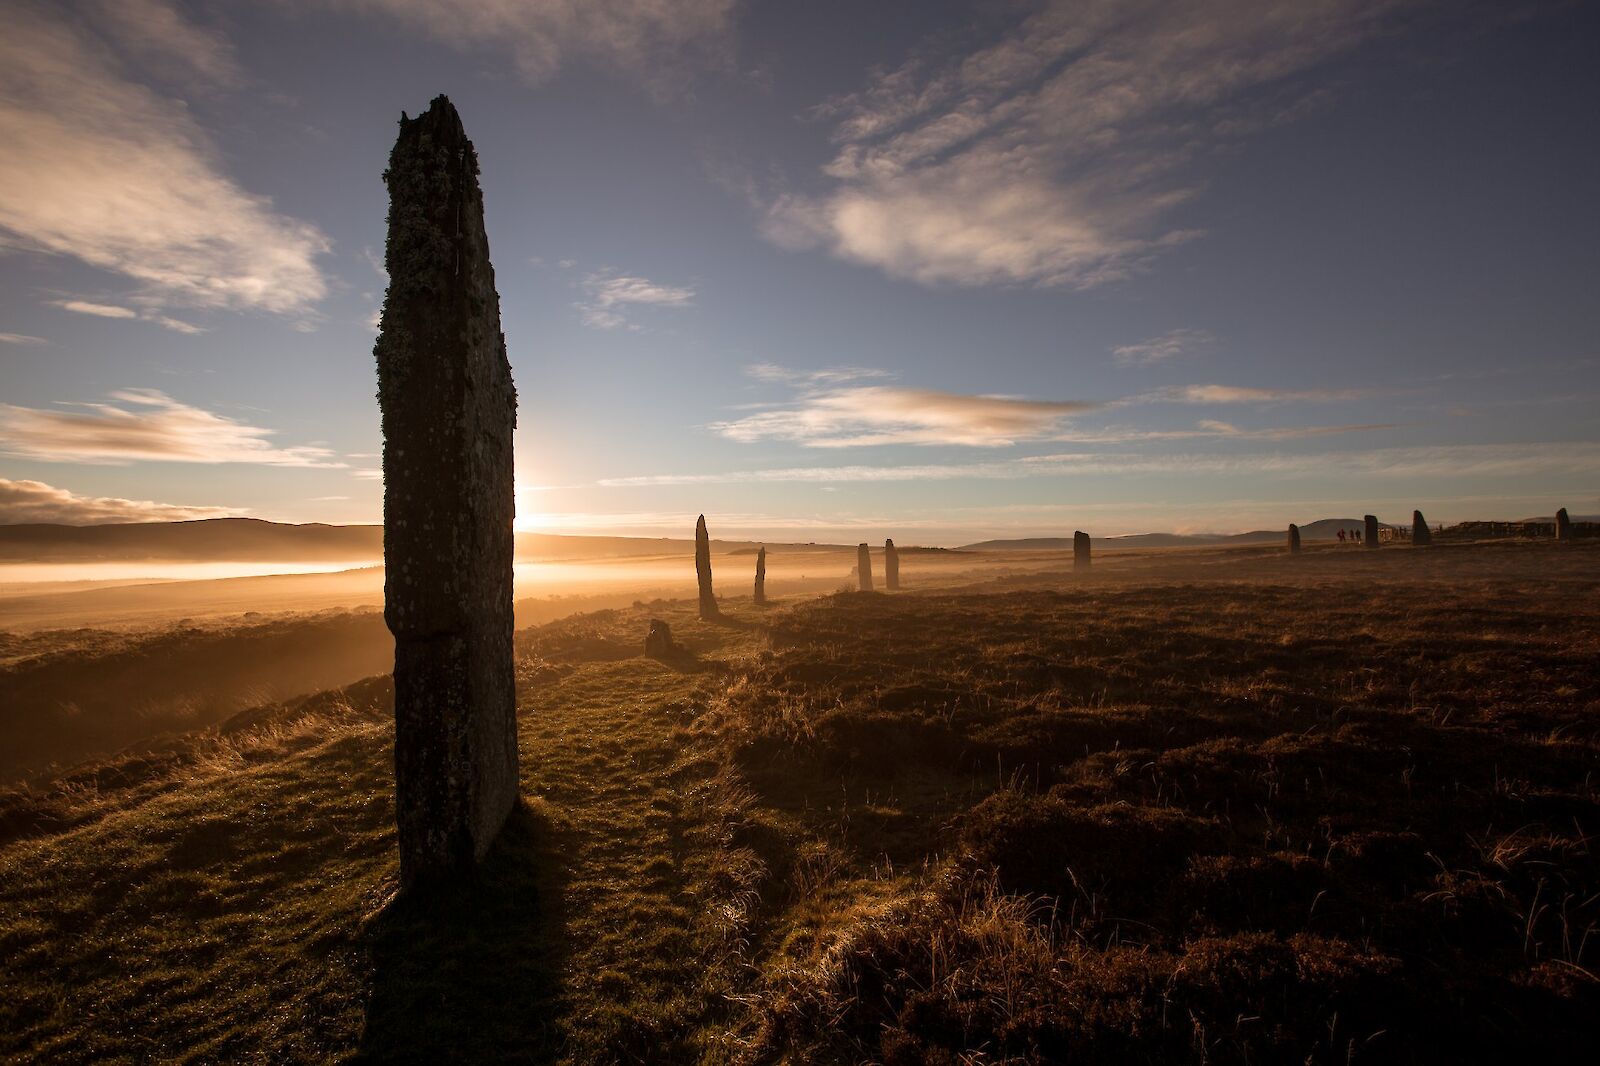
[356,799,572,1062]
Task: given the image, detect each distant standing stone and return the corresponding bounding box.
[1412,510,1432,546]
[884,538,900,591]
[644,619,676,657]
[375,96,518,889]
[1364,514,1380,548]
[1287,523,1301,553]
[1074,530,1090,571]
[696,515,718,618]
[857,543,874,591]
[754,546,767,605]
[1556,507,1572,542]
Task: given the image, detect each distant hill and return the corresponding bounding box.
[0,518,851,564]
[961,519,1391,551]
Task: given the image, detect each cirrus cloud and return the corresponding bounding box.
[306,0,738,89]
[577,270,696,330]
[765,0,1413,288]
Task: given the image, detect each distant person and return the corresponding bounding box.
[1338,529,1346,544]
[1355,529,1363,545]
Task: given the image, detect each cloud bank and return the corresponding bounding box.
[0,477,245,524]
[0,389,343,467]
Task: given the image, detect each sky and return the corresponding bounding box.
[0,0,1596,545]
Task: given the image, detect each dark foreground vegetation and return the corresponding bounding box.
[1,541,1597,1062]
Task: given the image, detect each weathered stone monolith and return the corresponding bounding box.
[375,95,518,890]
[1074,530,1090,571]
[754,546,767,605]
[695,515,718,618]
[884,538,900,591]
[1412,510,1432,547]
[1364,514,1380,548]
[1287,523,1301,553]
[644,619,676,657]
[1556,507,1572,542]
[857,543,873,591]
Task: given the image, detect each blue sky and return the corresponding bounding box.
[1,0,1595,544]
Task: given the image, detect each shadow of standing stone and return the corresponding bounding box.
[375,95,519,890]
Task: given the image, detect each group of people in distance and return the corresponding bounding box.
[1337,528,1364,545]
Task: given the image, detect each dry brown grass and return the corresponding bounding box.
[1,540,1597,1062]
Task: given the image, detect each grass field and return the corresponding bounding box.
[1,540,1597,1062]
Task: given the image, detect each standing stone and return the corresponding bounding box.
[1074,530,1090,572]
[1412,510,1432,547]
[884,538,900,591]
[1364,514,1380,548]
[644,619,676,657]
[754,546,767,605]
[857,543,874,591]
[695,515,718,618]
[375,96,518,890]
[1556,507,1572,542]
[1287,523,1301,553]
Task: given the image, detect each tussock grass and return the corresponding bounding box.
[2,542,1598,1062]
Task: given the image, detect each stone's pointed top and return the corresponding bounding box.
[397,94,467,144]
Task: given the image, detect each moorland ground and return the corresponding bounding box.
[1,540,1597,1063]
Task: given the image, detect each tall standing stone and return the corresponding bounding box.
[1074,530,1090,572]
[1364,514,1380,548]
[857,543,874,591]
[754,546,767,605]
[375,96,518,889]
[696,515,718,618]
[1412,510,1432,546]
[1287,523,1301,553]
[884,538,900,591]
[1556,507,1572,542]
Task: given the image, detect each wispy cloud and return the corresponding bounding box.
[1112,329,1214,366]
[764,0,1409,288]
[92,0,242,87]
[0,389,344,467]
[577,270,696,330]
[745,363,890,388]
[600,442,1596,486]
[307,0,738,89]
[0,477,245,524]
[51,300,137,320]
[719,365,1095,447]
[0,333,47,345]
[1054,420,1393,443]
[49,298,204,333]
[1132,384,1374,405]
[0,2,329,316]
